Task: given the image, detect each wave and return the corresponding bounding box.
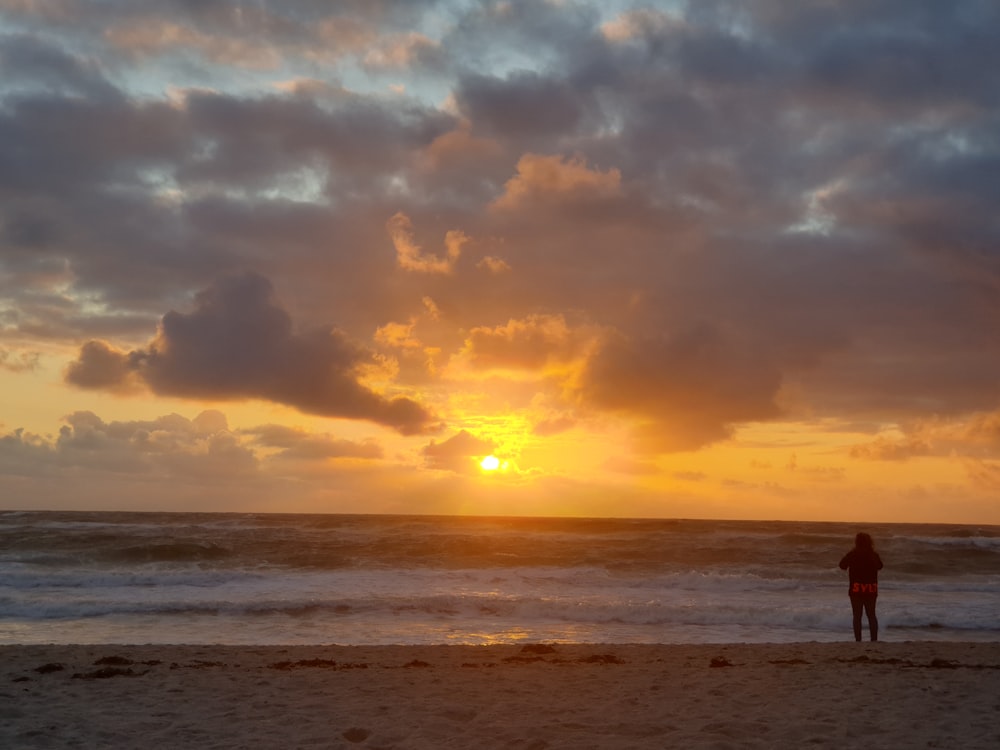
[5,512,1000,575]
[102,543,233,564]
[5,589,999,639]
[4,563,999,637]
[4,512,1000,645]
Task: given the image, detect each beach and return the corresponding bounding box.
[4,641,999,749]
[4,515,1000,746]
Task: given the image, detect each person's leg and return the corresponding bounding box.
[850,596,863,641]
[863,596,878,641]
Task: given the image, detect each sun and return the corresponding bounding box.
[480,455,501,471]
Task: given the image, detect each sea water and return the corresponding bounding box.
[1,511,998,645]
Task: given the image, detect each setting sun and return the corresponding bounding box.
[480,455,501,471]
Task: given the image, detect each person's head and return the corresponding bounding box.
[854,532,874,551]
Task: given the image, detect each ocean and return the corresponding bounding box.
[2,511,998,646]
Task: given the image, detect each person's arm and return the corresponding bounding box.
[876,553,883,570]
[839,551,852,570]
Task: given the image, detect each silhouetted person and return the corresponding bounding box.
[839,532,883,641]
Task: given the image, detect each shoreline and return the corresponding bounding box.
[4,641,1000,748]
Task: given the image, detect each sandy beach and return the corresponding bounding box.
[3,641,999,749]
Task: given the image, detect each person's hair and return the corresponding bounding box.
[855,532,874,551]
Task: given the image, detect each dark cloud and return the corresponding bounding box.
[0,29,454,332]
[454,71,588,140]
[0,32,119,100]
[0,409,255,478]
[65,340,143,392]
[66,272,438,435]
[579,326,783,452]
[0,405,413,510]
[177,88,454,189]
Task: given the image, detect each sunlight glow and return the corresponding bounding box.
[480,455,501,471]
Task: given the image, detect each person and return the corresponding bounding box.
[839,532,883,642]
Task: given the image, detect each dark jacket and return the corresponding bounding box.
[839,549,883,596]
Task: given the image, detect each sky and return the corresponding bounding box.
[1,0,999,523]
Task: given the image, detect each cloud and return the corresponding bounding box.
[449,313,787,453]
[242,424,383,461]
[798,465,846,483]
[362,31,442,71]
[491,153,622,211]
[1,404,392,472]
[65,272,438,434]
[454,70,587,139]
[0,30,119,100]
[477,256,511,273]
[105,18,282,69]
[458,314,584,372]
[386,212,468,274]
[961,412,1000,447]
[64,340,144,393]
[962,459,1000,491]
[603,455,662,475]
[850,434,933,462]
[34,3,437,73]
[578,326,783,452]
[0,407,404,510]
[532,414,576,437]
[601,9,684,43]
[374,320,422,350]
[0,347,40,372]
[422,429,495,472]
[672,470,707,482]
[0,409,256,479]
[420,122,503,172]
[850,411,1000,462]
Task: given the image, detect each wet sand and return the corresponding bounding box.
[3,641,999,749]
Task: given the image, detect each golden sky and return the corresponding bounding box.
[1,0,1000,522]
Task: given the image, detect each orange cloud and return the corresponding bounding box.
[850,434,932,461]
[387,213,468,274]
[963,459,1000,490]
[477,256,511,273]
[492,153,622,211]
[374,320,422,350]
[532,414,576,436]
[959,411,1000,448]
[422,297,442,320]
[457,314,594,373]
[850,411,1000,462]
